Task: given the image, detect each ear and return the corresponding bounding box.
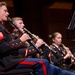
[52,38,55,42]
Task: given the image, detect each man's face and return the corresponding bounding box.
[0,5,9,21]
[14,20,25,29]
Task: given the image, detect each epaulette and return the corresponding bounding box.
[0,32,4,40]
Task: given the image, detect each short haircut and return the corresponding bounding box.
[0,2,7,7]
[12,17,23,22]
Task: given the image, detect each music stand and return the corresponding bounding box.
[66,11,75,39]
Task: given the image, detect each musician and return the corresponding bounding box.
[11,17,50,62]
[49,32,75,70]
[11,28,20,40]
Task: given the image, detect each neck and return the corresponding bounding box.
[53,43,59,47]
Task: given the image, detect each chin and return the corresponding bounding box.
[4,18,7,21]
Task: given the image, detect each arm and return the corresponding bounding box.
[18,38,45,57]
[0,31,30,54]
[18,46,38,57]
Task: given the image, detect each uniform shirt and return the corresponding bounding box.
[50,43,71,69]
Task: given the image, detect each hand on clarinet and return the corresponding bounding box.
[35,39,45,48]
[20,33,31,42]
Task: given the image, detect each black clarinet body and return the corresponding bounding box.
[23,28,57,54]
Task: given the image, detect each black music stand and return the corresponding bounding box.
[66,11,75,39]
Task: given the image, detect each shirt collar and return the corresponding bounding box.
[52,43,60,50]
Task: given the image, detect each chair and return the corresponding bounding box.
[0,68,34,75]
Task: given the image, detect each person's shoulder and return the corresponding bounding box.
[0,25,2,29]
[0,25,4,31]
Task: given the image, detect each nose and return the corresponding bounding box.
[23,24,25,27]
[7,12,9,16]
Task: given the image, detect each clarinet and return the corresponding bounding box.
[61,44,75,60]
[23,28,57,54]
[7,16,43,55]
